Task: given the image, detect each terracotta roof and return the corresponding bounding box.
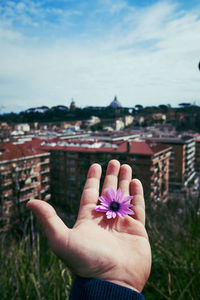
[129,141,171,155]
[24,138,46,150]
[0,139,48,162]
[0,138,171,162]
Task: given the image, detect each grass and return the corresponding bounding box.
[0,213,73,300]
[144,194,200,300]
[0,194,199,300]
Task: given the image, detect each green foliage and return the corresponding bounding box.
[144,195,200,299]
[0,196,199,299]
[0,216,73,300]
[1,103,200,131]
[0,105,128,124]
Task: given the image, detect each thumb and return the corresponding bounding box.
[27,200,69,252]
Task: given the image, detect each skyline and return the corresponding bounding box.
[0,0,200,113]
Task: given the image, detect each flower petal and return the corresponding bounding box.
[99,201,109,208]
[121,195,134,204]
[106,211,113,219]
[95,206,108,212]
[120,207,134,215]
[116,188,124,202]
[116,211,125,219]
[120,203,133,209]
[98,195,110,205]
[95,187,135,219]
[106,187,116,202]
[112,212,116,218]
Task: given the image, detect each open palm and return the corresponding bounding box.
[27,160,151,292]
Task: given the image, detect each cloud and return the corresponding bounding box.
[0,0,200,112]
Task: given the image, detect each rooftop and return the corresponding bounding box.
[148,135,195,144]
[0,139,48,162]
[109,96,122,109]
[41,139,171,156]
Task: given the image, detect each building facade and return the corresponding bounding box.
[148,136,197,191]
[41,139,171,214]
[195,137,200,173]
[0,140,50,231]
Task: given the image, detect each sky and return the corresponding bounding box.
[0,0,200,113]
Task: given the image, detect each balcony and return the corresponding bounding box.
[186,142,195,150]
[20,182,40,192]
[12,164,33,172]
[44,194,51,200]
[40,168,50,174]
[2,179,12,186]
[40,159,50,165]
[20,191,38,202]
[186,152,195,161]
[1,169,11,175]
[150,167,158,173]
[184,172,195,185]
[40,185,50,193]
[2,190,12,198]
[42,176,49,183]
[185,157,195,165]
[30,172,40,178]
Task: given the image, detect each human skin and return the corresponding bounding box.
[27,159,152,293]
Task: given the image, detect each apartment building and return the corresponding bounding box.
[126,141,171,203]
[0,140,50,231]
[41,139,171,214]
[147,136,197,191]
[195,137,200,173]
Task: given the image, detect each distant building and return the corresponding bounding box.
[127,141,171,203]
[0,140,50,231]
[41,139,171,213]
[14,123,30,133]
[85,116,101,128]
[151,113,166,122]
[123,115,134,127]
[115,118,124,131]
[0,122,12,143]
[61,121,82,130]
[109,96,122,109]
[70,99,76,110]
[195,137,200,173]
[0,122,11,131]
[148,136,197,191]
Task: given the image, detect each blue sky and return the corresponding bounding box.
[0,0,200,113]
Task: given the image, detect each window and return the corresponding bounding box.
[67,160,75,166]
[67,152,77,158]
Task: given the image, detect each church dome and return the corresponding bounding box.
[109,96,122,108]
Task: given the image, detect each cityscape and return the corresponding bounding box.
[0,97,200,231]
[0,0,200,298]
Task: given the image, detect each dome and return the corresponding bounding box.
[109,96,122,109]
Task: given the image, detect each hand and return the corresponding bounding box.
[27,160,151,292]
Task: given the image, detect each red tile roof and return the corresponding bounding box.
[0,138,171,162]
[0,139,48,162]
[129,141,171,155]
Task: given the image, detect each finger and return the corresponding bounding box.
[26,200,69,252]
[130,179,145,225]
[101,159,120,196]
[78,163,102,220]
[118,164,132,196]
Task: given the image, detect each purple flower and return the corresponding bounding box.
[95,187,134,219]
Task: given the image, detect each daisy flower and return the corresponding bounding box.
[95,187,134,219]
